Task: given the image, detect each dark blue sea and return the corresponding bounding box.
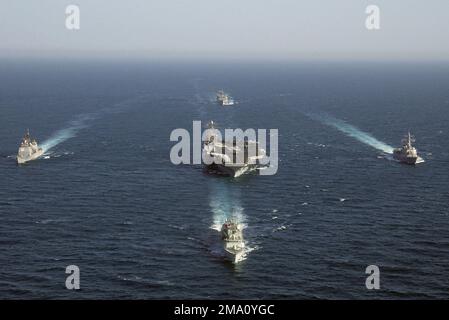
[1,60,448,299]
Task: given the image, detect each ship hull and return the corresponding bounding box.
[223,247,245,264]
[223,240,245,264]
[393,153,419,165]
[205,163,254,178]
[17,149,44,164]
[392,133,423,165]
[217,101,235,106]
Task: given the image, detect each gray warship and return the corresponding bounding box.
[17,129,44,164]
[221,219,245,264]
[203,121,267,177]
[393,132,423,165]
[216,90,234,106]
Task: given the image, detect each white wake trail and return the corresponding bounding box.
[40,114,95,153]
[208,181,255,263]
[39,95,149,153]
[209,181,246,231]
[308,112,394,154]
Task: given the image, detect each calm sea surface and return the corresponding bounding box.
[1,60,448,299]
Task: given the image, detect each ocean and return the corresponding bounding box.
[0,60,448,299]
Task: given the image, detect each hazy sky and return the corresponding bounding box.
[1,0,449,60]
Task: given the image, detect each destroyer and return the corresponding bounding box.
[203,121,268,177]
[221,219,245,264]
[216,90,234,106]
[17,129,44,164]
[393,132,424,165]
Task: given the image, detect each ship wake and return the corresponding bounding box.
[40,114,96,153]
[209,181,246,231]
[209,181,255,263]
[307,112,395,154]
[40,95,150,153]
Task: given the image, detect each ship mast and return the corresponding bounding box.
[403,131,415,148]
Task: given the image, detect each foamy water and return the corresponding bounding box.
[209,181,246,231]
[307,112,395,154]
[40,114,96,153]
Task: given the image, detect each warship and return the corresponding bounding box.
[203,121,267,177]
[221,219,245,264]
[216,90,234,106]
[17,129,44,164]
[393,132,424,165]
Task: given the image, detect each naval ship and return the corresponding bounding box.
[216,90,234,106]
[221,219,245,264]
[393,132,423,165]
[203,121,267,177]
[17,129,44,164]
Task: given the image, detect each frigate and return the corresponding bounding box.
[203,121,267,177]
[393,132,424,165]
[221,219,245,264]
[17,129,44,164]
[216,90,234,106]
